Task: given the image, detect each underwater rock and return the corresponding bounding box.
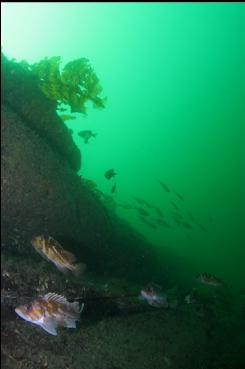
[1,52,163,286]
[1,102,161,280]
[1,103,113,260]
[1,53,81,172]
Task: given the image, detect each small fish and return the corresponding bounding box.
[134,207,150,217]
[140,284,168,308]
[15,293,83,336]
[154,206,164,217]
[111,182,117,194]
[174,191,184,202]
[181,221,192,229]
[132,196,145,205]
[101,193,117,209]
[132,197,155,209]
[172,211,183,219]
[186,210,195,222]
[57,107,68,113]
[170,201,179,210]
[198,223,208,232]
[156,179,170,193]
[117,203,134,210]
[196,273,225,287]
[31,235,86,275]
[155,218,171,228]
[78,130,97,144]
[143,200,155,209]
[174,218,181,226]
[137,216,157,229]
[104,169,117,180]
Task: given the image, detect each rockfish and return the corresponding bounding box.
[196,272,224,287]
[140,284,168,308]
[31,235,86,275]
[104,169,117,180]
[15,293,83,335]
[78,130,97,144]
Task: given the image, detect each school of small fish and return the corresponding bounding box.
[116,178,212,242]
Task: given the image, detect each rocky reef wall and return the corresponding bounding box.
[1,54,160,282]
[1,54,81,172]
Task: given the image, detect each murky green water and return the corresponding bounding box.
[2,2,245,289]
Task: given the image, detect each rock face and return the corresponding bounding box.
[1,54,161,281]
[1,55,113,263]
[1,102,112,259]
[1,54,81,172]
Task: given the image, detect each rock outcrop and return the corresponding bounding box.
[1,54,81,172]
[1,54,160,281]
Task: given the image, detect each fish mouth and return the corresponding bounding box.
[15,307,27,320]
[15,307,34,323]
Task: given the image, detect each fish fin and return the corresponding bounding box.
[54,263,69,273]
[72,262,87,277]
[64,318,77,328]
[62,250,77,263]
[47,237,68,257]
[67,301,84,314]
[41,318,58,336]
[47,236,62,248]
[44,293,83,313]
[69,301,82,314]
[44,293,68,305]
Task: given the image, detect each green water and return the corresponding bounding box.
[2,3,245,288]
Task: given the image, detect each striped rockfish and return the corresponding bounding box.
[15,293,84,335]
[196,272,225,287]
[31,235,86,275]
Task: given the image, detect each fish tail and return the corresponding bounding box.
[72,262,87,277]
[70,301,84,314]
[55,262,69,274]
[63,307,82,327]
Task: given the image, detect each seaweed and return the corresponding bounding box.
[30,56,106,115]
[59,114,77,122]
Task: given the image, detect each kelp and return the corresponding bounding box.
[1,51,106,117]
[59,114,77,122]
[29,56,106,115]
